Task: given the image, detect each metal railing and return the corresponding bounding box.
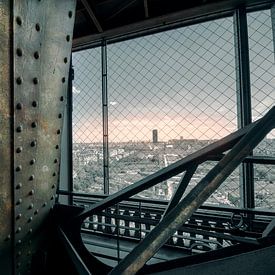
[73,196,273,252]
[58,106,275,274]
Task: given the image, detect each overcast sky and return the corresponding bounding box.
[72,9,274,143]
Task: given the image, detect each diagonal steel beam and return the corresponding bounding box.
[109,106,275,275]
[106,0,138,21]
[162,164,198,218]
[81,0,103,33]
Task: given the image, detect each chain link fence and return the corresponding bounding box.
[107,16,238,203]
[72,48,104,194]
[248,9,275,209]
[72,9,274,209]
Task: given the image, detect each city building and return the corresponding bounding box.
[152,129,158,144]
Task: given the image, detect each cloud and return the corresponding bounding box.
[110,101,118,106]
[73,86,81,94]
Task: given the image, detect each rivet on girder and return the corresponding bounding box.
[16,239,22,245]
[16,48,23,57]
[16,183,22,189]
[16,77,22,85]
[35,23,40,32]
[29,204,34,210]
[16,199,22,205]
[16,213,22,220]
[68,11,73,18]
[16,17,22,26]
[16,227,22,233]
[54,158,58,163]
[28,228,33,234]
[58,113,62,118]
[29,175,34,181]
[29,190,35,196]
[60,96,64,101]
[5,235,11,241]
[33,78,39,85]
[32,101,38,107]
[16,103,23,110]
[28,217,33,223]
[34,51,40,59]
[57,129,61,135]
[66,35,70,42]
[34,209,39,215]
[16,251,22,257]
[15,165,22,172]
[42,202,47,207]
[55,145,59,149]
[62,77,66,83]
[31,122,37,128]
[16,125,23,132]
[30,159,36,165]
[30,140,37,147]
[52,184,56,189]
[64,57,68,64]
[16,147,22,153]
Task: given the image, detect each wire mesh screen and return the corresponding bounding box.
[248,9,275,156]
[71,9,274,209]
[247,9,275,209]
[72,48,104,193]
[107,16,237,202]
[254,164,275,209]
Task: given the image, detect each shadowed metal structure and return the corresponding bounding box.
[56,108,275,275]
[0,0,76,274]
[0,0,275,274]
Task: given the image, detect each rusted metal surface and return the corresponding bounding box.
[0,0,76,274]
[109,107,275,274]
[0,0,12,274]
[13,1,76,272]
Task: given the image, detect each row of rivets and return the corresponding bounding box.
[13,6,74,268]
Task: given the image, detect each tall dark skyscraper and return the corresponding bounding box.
[153,129,158,143]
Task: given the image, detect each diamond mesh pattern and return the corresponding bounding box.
[254,164,275,209]
[71,10,274,208]
[108,17,237,197]
[248,10,275,156]
[72,48,104,193]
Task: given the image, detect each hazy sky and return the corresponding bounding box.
[72,9,274,143]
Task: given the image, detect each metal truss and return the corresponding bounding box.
[57,106,275,274]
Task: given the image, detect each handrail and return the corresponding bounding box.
[58,191,275,216]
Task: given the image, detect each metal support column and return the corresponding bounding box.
[60,60,74,205]
[68,62,74,205]
[234,8,254,209]
[102,40,109,194]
